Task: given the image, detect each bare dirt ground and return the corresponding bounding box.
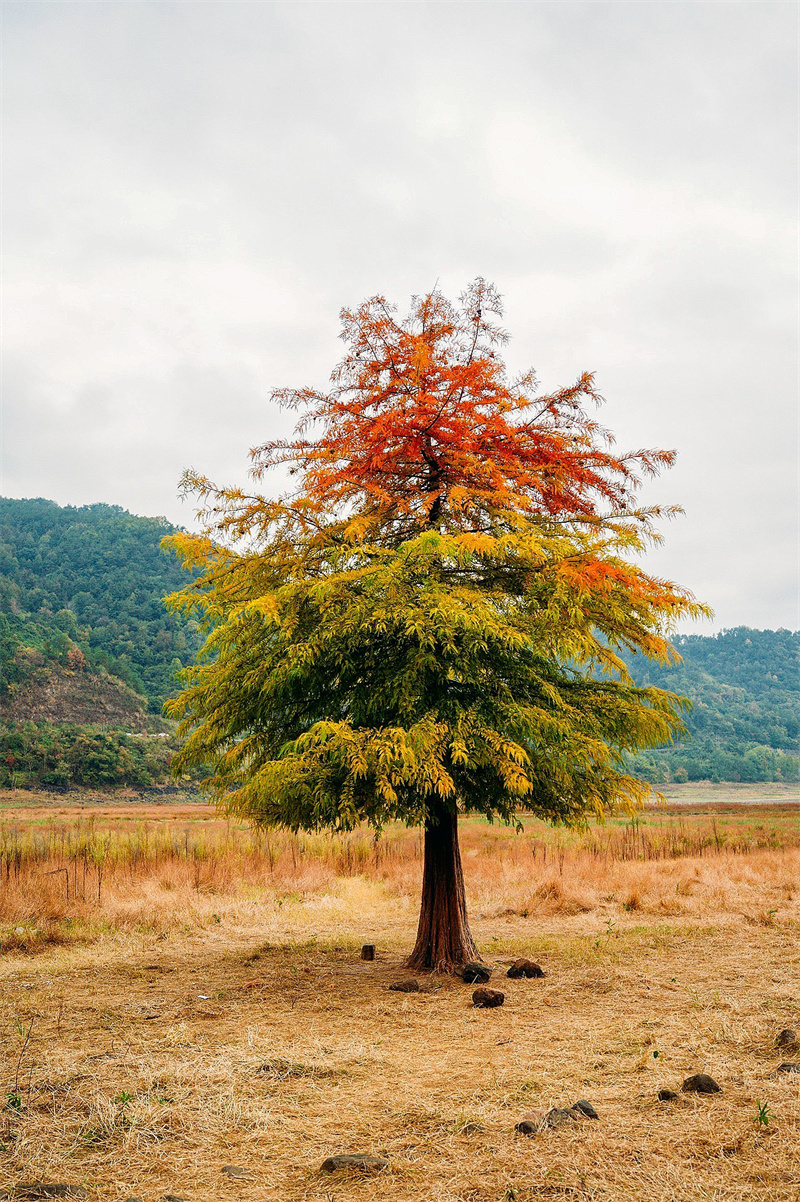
[1,792,798,1201]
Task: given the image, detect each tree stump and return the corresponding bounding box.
[360,943,376,961]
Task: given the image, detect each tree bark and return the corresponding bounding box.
[404,805,480,973]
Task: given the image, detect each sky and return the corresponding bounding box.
[2,1,797,632]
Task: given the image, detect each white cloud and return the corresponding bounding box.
[2,0,797,629]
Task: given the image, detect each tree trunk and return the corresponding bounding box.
[404,806,480,973]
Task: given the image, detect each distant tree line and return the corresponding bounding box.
[0,723,182,789]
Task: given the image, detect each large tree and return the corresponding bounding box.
[166,280,706,971]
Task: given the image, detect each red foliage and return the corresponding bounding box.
[254,279,674,533]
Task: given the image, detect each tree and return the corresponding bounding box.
[166,280,707,971]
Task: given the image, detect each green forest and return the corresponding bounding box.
[620,628,798,783]
[0,496,797,788]
[0,496,201,709]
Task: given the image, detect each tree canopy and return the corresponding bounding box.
[167,279,708,969]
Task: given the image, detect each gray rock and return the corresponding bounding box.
[682,1073,721,1094]
[320,1154,388,1173]
[461,961,492,984]
[13,1190,88,1200]
[507,958,546,979]
[543,1107,579,1128]
[388,979,420,992]
[777,1062,800,1073]
[222,1166,250,1179]
[516,1106,584,1134]
[472,987,505,1008]
[159,1196,188,1201]
[571,1099,598,1119]
[657,1088,679,1101]
[776,1028,798,1050]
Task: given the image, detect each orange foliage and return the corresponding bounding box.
[254,279,675,536]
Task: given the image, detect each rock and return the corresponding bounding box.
[776,1029,798,1050]
[472,987,505,1008]
[682,1073,721,1094]
[516,1105,592,1134]
[360,943,376,961]
[13,1190,88,1200]
[159,1196,188,1201]
[461,961,492,984]
[657,1088,679,1101]
[543,1107,579,1128]
[388,979,420,992]
[507,958,546,979]
[515,1108,546,1135]
[776,1062,800,1073]
[320,1154,388,1173]
[222,1166,250,1179]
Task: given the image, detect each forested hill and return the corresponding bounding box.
[621,628,798,783]
[0,496,797,784]
[0,496,200,712]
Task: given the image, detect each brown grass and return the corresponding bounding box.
[1,793,799,1200]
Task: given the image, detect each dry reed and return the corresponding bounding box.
[1,803,799,952]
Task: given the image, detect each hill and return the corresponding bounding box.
[622,628,798,784]
[0,496,200,712]
[0,496,796,787]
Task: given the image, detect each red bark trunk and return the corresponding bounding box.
[404,806,480,973]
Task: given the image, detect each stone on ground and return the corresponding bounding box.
[507,958,546,979]
[682,1073,721,1093]
[657,1088,679,1101]
[388,978,420,992]
[515,1108,546,1134]
[776,1029,798,1050]
[515,1102,597,1134]
[221,1166,250,1179]
[777,1062,800,1073]
[461,961,492,983]
[472,987,505,1008]
[543,1107,580,1128]
[320,1154,388,1173]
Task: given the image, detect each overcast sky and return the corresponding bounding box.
[2,1,797,631]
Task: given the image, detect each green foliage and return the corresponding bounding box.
[167,524,698,830]
[621,629,799,783]
[0,497,201,711]
[0,722,181,789]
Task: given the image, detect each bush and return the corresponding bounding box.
[0,722,182,790]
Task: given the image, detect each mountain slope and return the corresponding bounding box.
[0,496,200,712]
[621,628,799,783]
[0,496,796,785]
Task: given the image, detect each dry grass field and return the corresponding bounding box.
[1,786,799,1201]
